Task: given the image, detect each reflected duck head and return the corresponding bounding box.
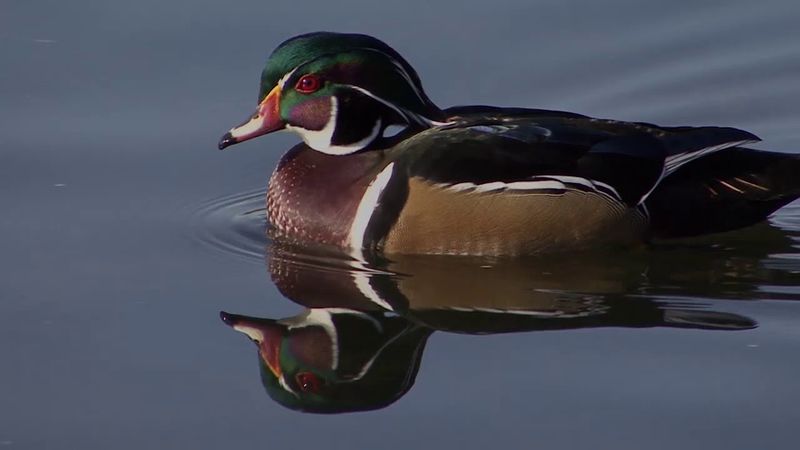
[220,309,431,413]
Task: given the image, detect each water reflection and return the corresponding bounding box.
[220,309,430,414]
[220,216,800,413]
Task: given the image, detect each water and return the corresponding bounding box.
[3,0,800,448]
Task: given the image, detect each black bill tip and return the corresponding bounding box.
[218,132,236,150]
[219,310,236,325]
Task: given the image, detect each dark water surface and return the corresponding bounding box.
[3,0,800,448]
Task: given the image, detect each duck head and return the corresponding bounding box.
[219,32,445,155]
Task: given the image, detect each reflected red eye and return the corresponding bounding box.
[295,74,321,94]
[295,372,322,393]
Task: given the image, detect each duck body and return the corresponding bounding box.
[222,32,800,256]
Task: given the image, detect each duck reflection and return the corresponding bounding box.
[220,309,430,414]
[215,222,800,413]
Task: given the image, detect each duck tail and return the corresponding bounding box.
[646,148,800,239]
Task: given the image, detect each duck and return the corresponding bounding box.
[219,32,800,256]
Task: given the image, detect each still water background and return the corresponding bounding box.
[2,0,800,448]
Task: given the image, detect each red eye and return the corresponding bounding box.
[295,74,321,94]
[295,372,322,393]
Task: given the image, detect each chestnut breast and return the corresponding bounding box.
[267,143,387,247]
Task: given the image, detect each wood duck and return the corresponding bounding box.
[219,32,800,256]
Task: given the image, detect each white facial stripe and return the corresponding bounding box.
[325,308,382,329]
[277,66,300,90]
[287,96,383,155]
[283,49,427,109]
[348,328,414,382]
[348,163,396,257]
[387,59,425,103]
[345,85,411,122]
[345,85,451,127]
[361,48,427,104]
[277,375,299,396]
[392,63,425,102]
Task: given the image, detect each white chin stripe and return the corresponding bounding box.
[287,96,382,155]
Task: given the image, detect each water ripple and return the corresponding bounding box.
[189,188,267,263]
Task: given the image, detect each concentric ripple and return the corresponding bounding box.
[189,188,268,263]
